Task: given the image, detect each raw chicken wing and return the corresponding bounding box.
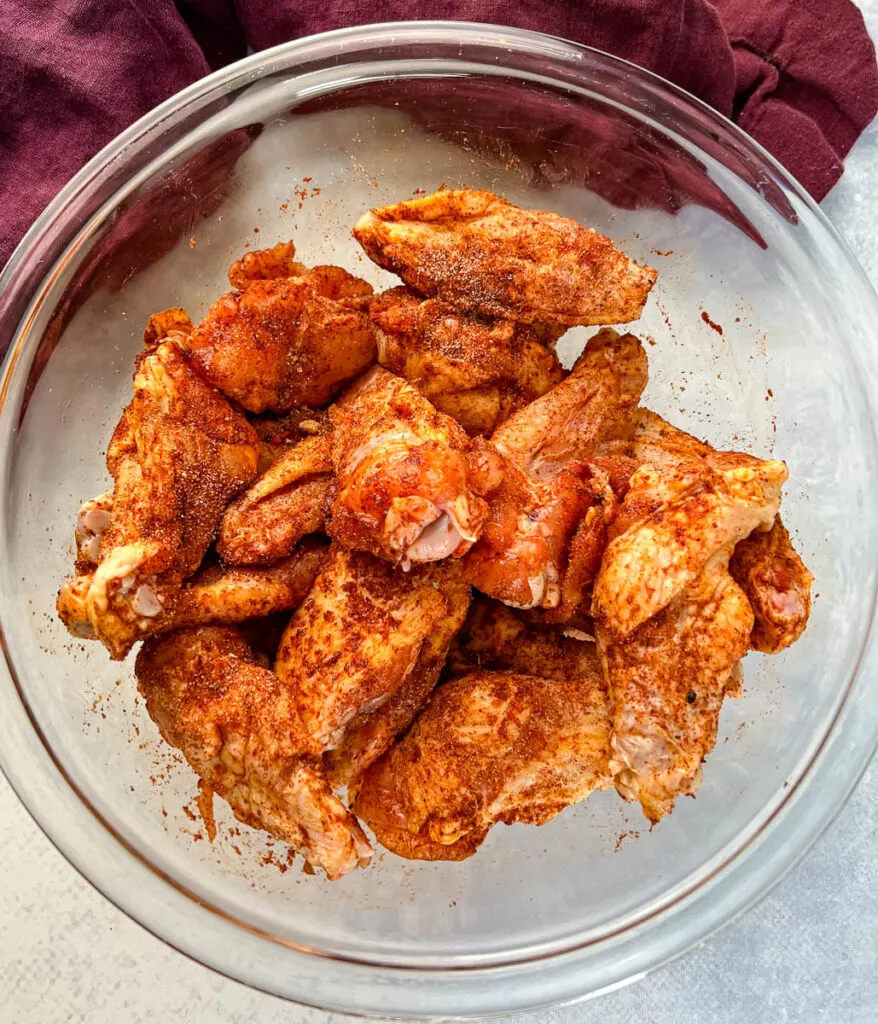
[275,546,471,762]
[353,670,611,861]
[187,252,375,412]
[597,560,753,823]
[729,518,814,653]
[56,339,258,658]
[136,626,372,878]
[593,458,788,638]
[354,189,656,328]
[604,410,813,651]
[594,454,786,821]
[369,286,565,435]
[329,367,492,565]
[464,329,647,610]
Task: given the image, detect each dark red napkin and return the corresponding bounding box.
[0,0,875,269]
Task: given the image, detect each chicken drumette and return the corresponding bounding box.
[354,189,657,328]
[329,368,496,566]
[463,328,647,613]
[57,338,259,658]
[136,626,372,879]
[369,286,565,435]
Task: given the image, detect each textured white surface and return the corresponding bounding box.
[3,9,878,1022]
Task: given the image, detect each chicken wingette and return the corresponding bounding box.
[354,670,611,861]
[186,245,375,413]
[354,189,656,328]
[601,409,812,650]
[58,540,326,651]
[594,455,786,822]
[274,545,471,780]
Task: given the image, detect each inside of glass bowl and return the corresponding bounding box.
[1,54,876,969]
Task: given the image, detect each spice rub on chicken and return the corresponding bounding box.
[57,189,814,876]
[354,189,657,328]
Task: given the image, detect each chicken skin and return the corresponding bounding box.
[463,329,648,611]
[136,626,372,879]
[604,410,813,652]
[274,546,471,765]
[353,189,657,328]
[353,670,611,861]
[187,252,375,413]
[328,368,492,566]
[729,518,814,654]
[369,286,565,435]
[56,339,258,659]
[218,433,333,565]
[58,540,326,656]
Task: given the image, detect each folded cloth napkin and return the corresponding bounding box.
[0,0,875,268]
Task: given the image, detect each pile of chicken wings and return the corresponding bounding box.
[57,189,813,879]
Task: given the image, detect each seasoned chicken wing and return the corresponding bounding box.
[447,596,601,682]
[464,329,648,610]
[594,453,785,822]
[603,409,813,651]
[354,189,656,328]
[593,459,787,639]
[353,671,611,861]
[324,564,472,787]
[369,287,565,435]
[187,255,375,413]
[56,339,258,658]
[597,560,753,823]
[328,368,492,565]
[58,541,326,654]
[275,546,470,762]
[729,518,814,654]
[218,433,333,565]
[136,626,372,878]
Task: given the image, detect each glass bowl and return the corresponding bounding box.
[1,21,877,1019]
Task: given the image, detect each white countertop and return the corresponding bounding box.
[3,9,878,1021]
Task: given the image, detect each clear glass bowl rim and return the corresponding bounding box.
[0,20,877,1019]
